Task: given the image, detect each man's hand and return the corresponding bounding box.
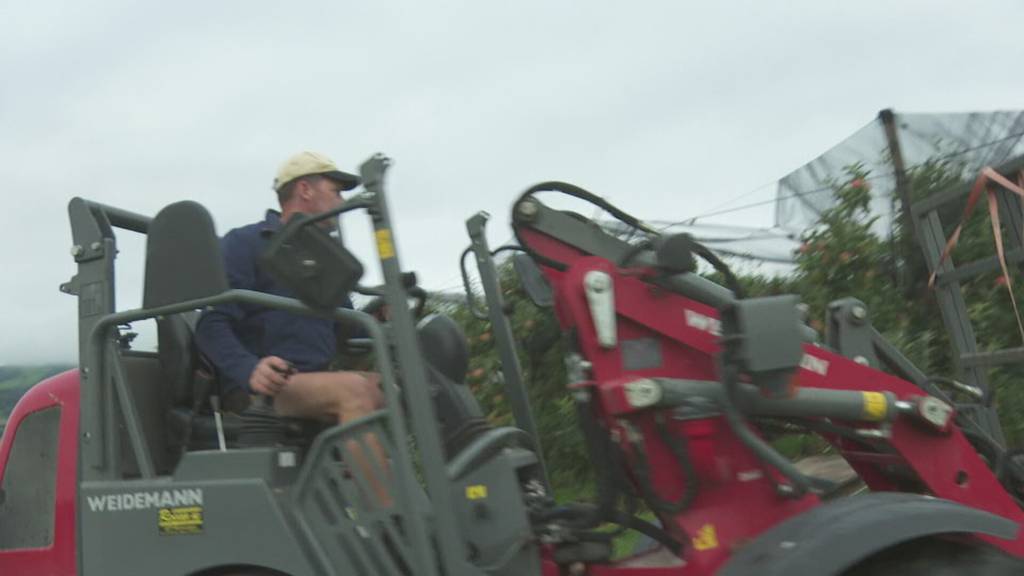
[249,356,293,396]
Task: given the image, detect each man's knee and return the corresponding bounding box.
[362,372,383,407]
[351,372,383,410]
[332,372,383,415]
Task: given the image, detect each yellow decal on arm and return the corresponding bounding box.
[376,229,395,260]
[692,523,719,551]
[862,392,888,421]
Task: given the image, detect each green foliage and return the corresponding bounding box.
[787,159,1024,443]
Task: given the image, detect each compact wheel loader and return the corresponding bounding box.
[1,154,1024,575]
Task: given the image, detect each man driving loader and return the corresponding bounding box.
[194,150,391,503]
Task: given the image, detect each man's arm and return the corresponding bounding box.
[195,231,293,397]
[193,231,271,393]
[196,313,293,398]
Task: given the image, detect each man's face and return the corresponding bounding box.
[303,176,345,215]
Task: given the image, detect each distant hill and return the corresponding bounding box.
[0,364,75,422]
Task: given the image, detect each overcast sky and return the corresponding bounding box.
[2,0,1022,364]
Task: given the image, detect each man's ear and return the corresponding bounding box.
[296,179,314,201]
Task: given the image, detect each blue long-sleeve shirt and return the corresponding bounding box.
[194,210,353,394]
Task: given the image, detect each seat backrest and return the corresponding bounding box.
[143,201,228,309]
[142,200,225,413]
[140,202,225,467]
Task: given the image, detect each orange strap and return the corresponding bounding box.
[928,167,1024,344]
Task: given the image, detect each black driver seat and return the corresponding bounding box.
[145,201,320,464]
[141,201,242,468]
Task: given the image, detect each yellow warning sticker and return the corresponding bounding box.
[465,485,488,500]
[158,506,204,535]
[692,523,719,551]
[862,392,888,421]
[376,229,395,260]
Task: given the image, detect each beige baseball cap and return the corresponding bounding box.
[273,151,360,192]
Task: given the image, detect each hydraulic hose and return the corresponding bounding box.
[692,242,746,299]
[511,182,654,272]
[570,390,622,529]
[625,413,699,515]
[459,247,488,320]
[511,182,745,298]
[534,503,682,556]
[616,238,655,268]
[718,360,814,497]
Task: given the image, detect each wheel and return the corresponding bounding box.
[842,537,1024,576]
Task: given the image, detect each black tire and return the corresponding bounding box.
[842,537,1024,576]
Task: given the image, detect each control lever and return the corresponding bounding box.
[249,361,295,413]
[213,360,298,452]
[270,362,297,389]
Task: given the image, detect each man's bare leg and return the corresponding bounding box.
[274,371,393,507]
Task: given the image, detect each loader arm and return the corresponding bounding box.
[507,186,1024,573]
